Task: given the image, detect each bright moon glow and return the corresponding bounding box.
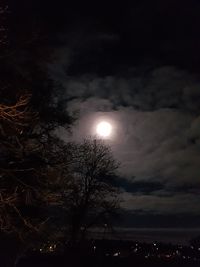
[96,121,112,137]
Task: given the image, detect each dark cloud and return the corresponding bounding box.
[117,211,200,229]
[120,192,200,215]
[113,177,164,195]
[14,0,200,71]
[50,61,200,219]
[49,62,200,113]
[113,177,200,197]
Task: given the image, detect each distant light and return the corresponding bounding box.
[113,252,120,257]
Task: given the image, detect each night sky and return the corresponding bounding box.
[12,0,200,228]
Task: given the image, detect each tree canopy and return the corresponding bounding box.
[60,139,120,241]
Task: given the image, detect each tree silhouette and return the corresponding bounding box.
[0,93,73,266]
[61,139,120,242]
[0,5,73,265]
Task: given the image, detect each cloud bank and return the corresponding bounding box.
[48,38,200,223]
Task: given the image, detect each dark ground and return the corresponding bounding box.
[18,255,200,267]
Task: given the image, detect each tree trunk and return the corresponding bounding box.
[70,223,81,244]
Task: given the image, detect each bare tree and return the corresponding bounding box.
[0,98,48,230]
[0,94,68,266]
[0,94,71,233]
[61,139,120,242]
[0,4,73,266]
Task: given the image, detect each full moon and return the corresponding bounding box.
[96,121,112,137]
